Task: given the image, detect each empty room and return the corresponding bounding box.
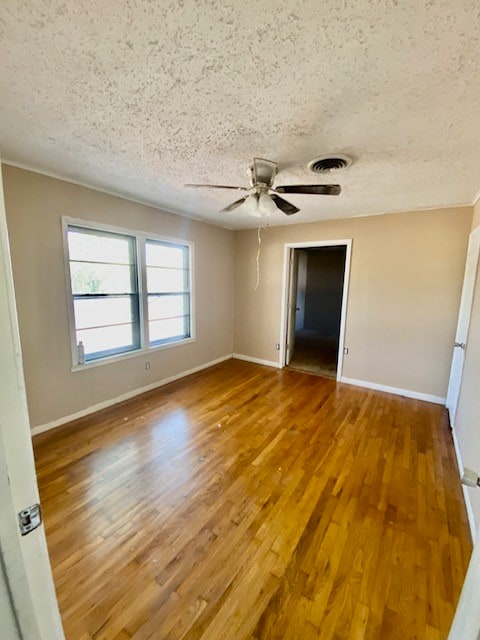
[1,2,480,640]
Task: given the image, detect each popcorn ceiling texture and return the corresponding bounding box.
[1,0,480,229]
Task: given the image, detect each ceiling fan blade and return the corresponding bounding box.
[270,194,299,215]
[274,184,341,195]
[252,158,277,188]
[219,197,248,213]
[185,184,248,191]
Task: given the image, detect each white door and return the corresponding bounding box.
[295,251,307,331]
[447,228,480,426]
[0,566,20,640]
[448,531,480,639]
[285,249,299,365]
[0,163,65,639]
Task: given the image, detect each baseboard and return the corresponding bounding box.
[451,427,477,542]
[339,376,446,405]
[232,353,281,369]
[31,354,233,436]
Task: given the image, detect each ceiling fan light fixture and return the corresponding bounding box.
[258,192,278,216]
[243,193,262,217]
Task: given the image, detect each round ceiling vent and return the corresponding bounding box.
[308,154,353,173]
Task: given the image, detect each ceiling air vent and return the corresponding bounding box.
[308,154,353,173]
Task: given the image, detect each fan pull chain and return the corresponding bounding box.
[255,226,266,291]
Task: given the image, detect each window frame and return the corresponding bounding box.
[62,216,195,371]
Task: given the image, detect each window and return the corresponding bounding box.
[65,220,193,366]
[67,226,140,362]
[146,240,191,346]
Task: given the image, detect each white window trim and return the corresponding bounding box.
[62,216,196,372]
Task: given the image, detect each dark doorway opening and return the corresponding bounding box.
[288,245,347,378]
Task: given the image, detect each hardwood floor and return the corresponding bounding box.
[33,360,472,640]
[288,329,338,378]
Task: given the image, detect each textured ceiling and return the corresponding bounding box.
[1,1,480,229]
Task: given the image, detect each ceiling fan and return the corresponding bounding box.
[185,158,341,217]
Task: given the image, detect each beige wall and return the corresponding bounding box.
[2,165,234,428]
[234,207,472,398]
[472,197,480,231]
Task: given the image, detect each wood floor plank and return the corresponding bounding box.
[33,360,472,640]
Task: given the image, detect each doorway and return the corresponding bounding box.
[281,240,351,380]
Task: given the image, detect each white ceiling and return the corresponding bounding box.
[1,1,480,229]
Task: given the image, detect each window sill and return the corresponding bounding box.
[70,336,196,372]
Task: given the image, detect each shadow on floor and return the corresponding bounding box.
[288,328,338,378]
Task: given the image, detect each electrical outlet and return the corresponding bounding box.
[145,362,150,370]
[275,343,280,350]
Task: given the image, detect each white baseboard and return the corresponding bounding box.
[451,425,477,542]
[339,376,446,405]
[31,354,233,436]
[232,353,281,369]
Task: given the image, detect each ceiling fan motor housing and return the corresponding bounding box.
[250,158,277,188]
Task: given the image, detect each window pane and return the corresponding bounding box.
[147,294,188,321]
[68,227,134,264]
[147,267,187,293]
[71,262,135,294]
[149,317,189,343]
[77,324,138,359]
[146,241,185,268]
[73,297,136,329]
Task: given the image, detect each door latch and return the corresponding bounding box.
[18,503,42,536]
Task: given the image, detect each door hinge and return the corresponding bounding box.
[18,503,42,536]
[454,342,466,350]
